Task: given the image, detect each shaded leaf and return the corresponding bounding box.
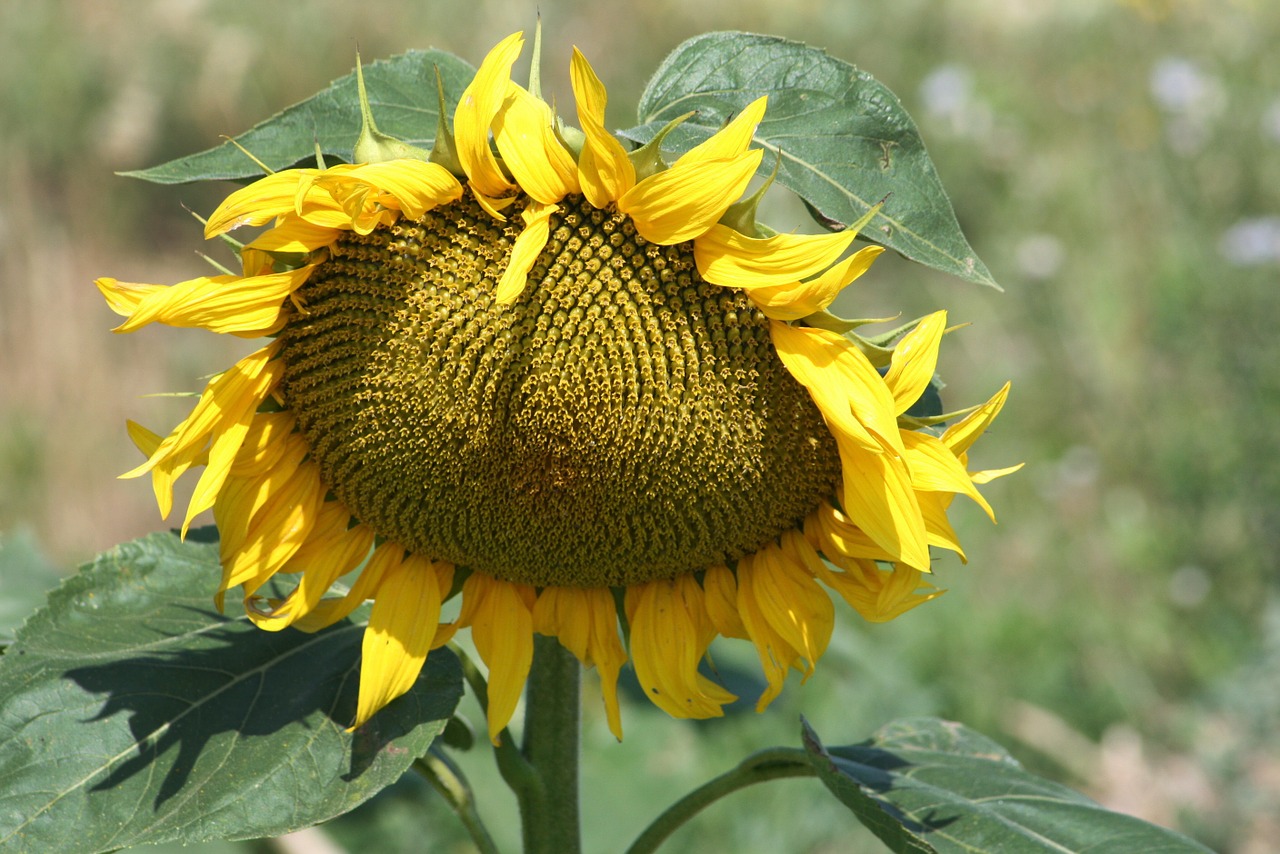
[803,717,1214,853]
[0,532,463,853]
[622,32,996,287]
[124,50,475,185]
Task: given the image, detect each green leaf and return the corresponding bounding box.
[123,50,476,185]
[803,717,1214,854]
[0,531,463,853]
[622,32,996,288]
[0,529,61,644]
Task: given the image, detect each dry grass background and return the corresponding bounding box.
[3,0,1280,851]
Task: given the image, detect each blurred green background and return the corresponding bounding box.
[2,0,1278,851]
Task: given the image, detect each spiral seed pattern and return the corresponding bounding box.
[279,192,841,587]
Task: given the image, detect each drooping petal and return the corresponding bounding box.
[125,420,206,520]
[625,575,736,719]
[122,343,282,481]
[736,538,833,712]
[902,430,996,520]
[101,265,316,336]
[742,245,883,321]
[570,47,636,208]
[314,159,464,221]
[352,554,449,730]
[458,572,536,744]
[803,501,896,563]
[814,555,943,623]
[246,504,376,632]
[223,461,325,596]
[835,432,932,570]
[883,311,946,415]
[494,84,579,204]
[943,381,1011,455]
[245,217,342,254]
[701,564,748,640]
[769,320,898,452]
[204,169,324,237]
[495,202,556,303]
[289,541,403,633]
[696,225,857,289]
[533,586,627,740]
[620,152,762,245]
[455,32,523,199]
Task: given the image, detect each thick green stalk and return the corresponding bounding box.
[518,635,582,854]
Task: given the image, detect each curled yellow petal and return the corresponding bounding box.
[943,381,1011,455]
[883,311,946,415]
[836,432,932,570]
[701,564,748,640]
[571,47,636,208]
[204,169,321,237]
[620,151,762,245]
[456,32,522,199]
[736,538,833,712]
[315,159,464,221]
[744,245,883,321]
[290,541,402,633]
[696,224,856,289]
[625,575,736,719]
[494,84,579,204]
[902,430,995,521]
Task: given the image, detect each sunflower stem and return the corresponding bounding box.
[518,635,582,854]
[624,747,815,854]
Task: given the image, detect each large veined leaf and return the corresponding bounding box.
[0,532,463,853]
[622,32,996,288]
[803,717,1214,853]
[123,49,476,184]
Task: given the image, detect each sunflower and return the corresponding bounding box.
[97,32,1015,743]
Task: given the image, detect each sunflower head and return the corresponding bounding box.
[97,31,1017,744]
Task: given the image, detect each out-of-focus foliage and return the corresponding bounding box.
[1,1,1277,851]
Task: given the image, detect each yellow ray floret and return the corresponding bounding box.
[570,47,636,208]
[458,573,537,744]
[456,31,524,199]
[533,586,628,740]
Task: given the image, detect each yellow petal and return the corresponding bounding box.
[769,321,897,452]
[744,245,883,321]
[883,311,946,415]
[902,430,995,521]
[570,47,636,208]
[205,169,321,237]
[918,491,967,561]
[247,506,376,631]
[126,420,206,520]
[123,343,282,480]
[458,572,535,744]
[532,586,627,740]
[674,97,767,165]
[736,539,833,712]
[803,501,896,563]
[96,278,165,317]
[106,265,316,336]
[943,381,1011,456]
[495,202,556,303]
[494,84,579,204]
[220,460,325,596]
[836,433,932,570]
[814,556,943,623]
[456,32,522,198]
[351,553,447,730]
[315,159,464,220]
[696,224,856,288]
[289,541,402,633]
[701,564,749,640]
[246,218,342,254]
[620,151,762,245]
[625,575,736,719]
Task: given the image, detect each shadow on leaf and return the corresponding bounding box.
[63,616,411,808]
